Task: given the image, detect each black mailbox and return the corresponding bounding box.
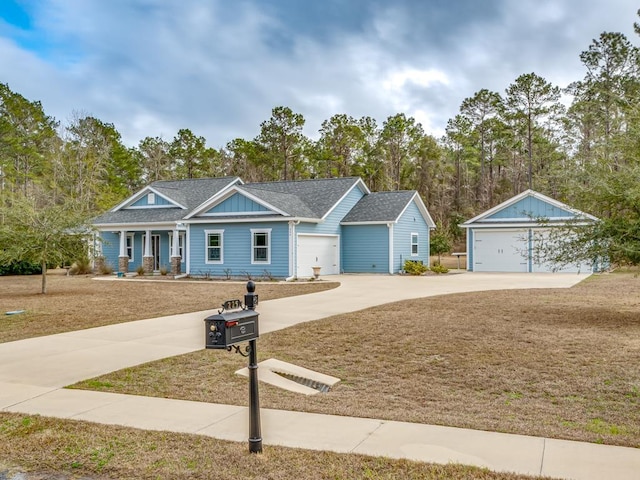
[205,307,259,349]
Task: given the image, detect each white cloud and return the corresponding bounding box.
[0,0,638,149]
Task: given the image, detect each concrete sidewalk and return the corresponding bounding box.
[2,273,639,479]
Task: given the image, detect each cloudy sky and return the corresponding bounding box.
[1,0,638,147]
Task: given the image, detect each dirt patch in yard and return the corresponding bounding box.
[75,271,640,447]
[0,275,337,343]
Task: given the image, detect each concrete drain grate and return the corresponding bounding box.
[235,358,340,395]
[273,371,331,393]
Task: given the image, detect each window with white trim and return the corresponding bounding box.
[411,233,419,256]
[251,229,271,264]
[168,232,186,260]
[148,193,155,205]
[126,234,134,261]
[205,230,223,263]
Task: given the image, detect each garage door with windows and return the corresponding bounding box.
[296,234,339,278]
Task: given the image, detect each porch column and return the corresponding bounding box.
[143,229,153,273]
[170,229,181,275]
[118,230,129,273]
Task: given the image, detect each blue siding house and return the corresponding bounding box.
[461,189,599,273]
[93,177,436,278]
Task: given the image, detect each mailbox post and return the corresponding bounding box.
[244,281,262,453]
[204,281,262,453]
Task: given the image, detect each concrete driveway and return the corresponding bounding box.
[0,272,588,389]
[6,272,636,480]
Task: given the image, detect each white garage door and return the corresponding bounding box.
[531,229,593,273]
[474,230,528,272]
[297,235,339,277]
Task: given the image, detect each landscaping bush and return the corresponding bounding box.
[403,260,428,275]
[0,260,42,275]
[68,257,92,275]
[430,263,450,274]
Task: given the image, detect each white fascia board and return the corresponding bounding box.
[461,221,594,229]
[183,177,243,219]
[95,222,182,231]
[321,178,370,221]
[340,221,390,226]
[527,191,600,221]
[394,192,436,228]
[184,216,321,225]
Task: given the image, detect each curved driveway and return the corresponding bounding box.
[4,273,637,480]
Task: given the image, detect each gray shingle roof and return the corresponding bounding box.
[341,191,417,223]
[242,177,362,218]
[94,176,368,225]
[93,177,239,225]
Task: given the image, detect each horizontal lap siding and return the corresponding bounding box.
[189,223,289,277]
[342,225,388,273]
[100,232,120,270]
[393,201,430,273]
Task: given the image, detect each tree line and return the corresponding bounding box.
[2,19,640,282]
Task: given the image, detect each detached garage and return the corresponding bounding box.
[461,190,598,273]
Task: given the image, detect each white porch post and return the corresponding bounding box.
[119,230,127,257]
[143,229,153,273]
[118,230,129,273]
[172,229,180,257]
[144,229,151,257]
[170,228,181,275]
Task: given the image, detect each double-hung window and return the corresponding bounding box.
[251,229,271,264]
[205,230,223,263]
[411,233,419,256]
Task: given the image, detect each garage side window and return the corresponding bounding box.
[251,229,271,264]
[411,233,419,256]
[205,230,223,263]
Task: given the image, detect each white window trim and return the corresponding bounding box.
[205,229,224,264]
[147,193,155,205]
[126,233,135,261]
[411,232,419,256]
[251,228,271,264]
[169,232,186,261]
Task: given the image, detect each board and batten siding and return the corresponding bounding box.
[393,200,430,273]
[342,224,389,273]
[206,193,270,214]
[486,196,574,220]
[130,193,174,207]
[189,222,289,277]
[296,185,365,236]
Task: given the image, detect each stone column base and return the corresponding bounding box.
[143,256,154,274]
[118,256,129,273]
[170,256,182,275]
[95,256,105,273]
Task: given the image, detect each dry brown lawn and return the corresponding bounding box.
[0,273,337,343]
[0,413,552,480]
[75,271,640,448]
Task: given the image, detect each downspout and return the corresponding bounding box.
[388,223,394,274]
